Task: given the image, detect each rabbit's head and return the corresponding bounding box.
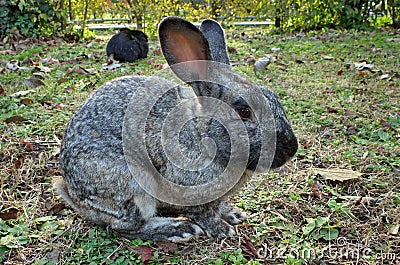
[156,17,297,173]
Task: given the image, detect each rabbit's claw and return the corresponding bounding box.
[222,208,246,225]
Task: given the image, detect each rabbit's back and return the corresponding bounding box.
[60,77,150,215]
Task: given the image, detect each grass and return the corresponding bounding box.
[0,26,399,264]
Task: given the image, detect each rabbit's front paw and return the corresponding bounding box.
[131,217,204,242]
[201,219,235,238]
[219,202,246,225]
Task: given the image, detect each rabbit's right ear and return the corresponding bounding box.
[159,17,212,82]
[200,19,230,66]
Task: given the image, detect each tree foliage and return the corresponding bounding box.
[0,0,67,37]
[1,0,399,39]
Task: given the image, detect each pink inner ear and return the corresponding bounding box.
[167,30,209,80]
[168,31,208,62]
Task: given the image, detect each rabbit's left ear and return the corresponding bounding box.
[159,16,212,83]
[200,19,230,66]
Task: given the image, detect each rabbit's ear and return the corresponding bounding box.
[159,17,212,82]
[200,19,230,66]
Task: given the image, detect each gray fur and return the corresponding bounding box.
[200,19,230,65]
[56,17,298,242]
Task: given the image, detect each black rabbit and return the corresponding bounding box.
[106,28,149,62]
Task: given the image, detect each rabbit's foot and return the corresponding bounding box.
[121,217,204,242]
[187,207,235,238]
[219,201,246,225]
[194,217,235,238]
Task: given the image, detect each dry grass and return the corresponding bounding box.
[0,27,399,264]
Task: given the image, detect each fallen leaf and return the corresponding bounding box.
[24,77,45,88]
[322,56,334,60]
[57,77,67,84]
[379,74,390,80]
[344,110,360,117]
[19,98,34,105]
[7,61,19,70]
[14,156,24,169]
[354,62,374,70]
[314,168,362,181]
[5,115,28,123]
[327,107,339,113]
[337,70,343,76]
[10,89,35,97]
[228,46,237,53]
[346,126,359,136]
[0,208,19,220]
[380,120,392,129]
[254,55,273,70]
[323,89,335,94]
[45,249,60,263]
[271,47,281,52]
[0,50,16,55]
[21,140,34,151]
[243,235,259,258]
[34,65,51,73]
[132,246,153,264]
[47,203,66,216]
[155,241,178,253]
[42,57,60,64]
[33,72,46,79]
[40,100,53,107]
[385,38,400,43]
[310,180,323,200]
[358,71,367,76]
[0,87,5,96]
[21,57,33,65]
[66,67,91,75]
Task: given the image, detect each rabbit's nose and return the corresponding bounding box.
[271,128,298,169]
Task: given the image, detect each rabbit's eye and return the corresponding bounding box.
[237,108,252,120]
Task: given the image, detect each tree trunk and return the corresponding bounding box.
[81,0,89,38]
[68,0,74,20]
[126,0,143,30]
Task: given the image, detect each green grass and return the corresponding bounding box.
[1,27,399,264]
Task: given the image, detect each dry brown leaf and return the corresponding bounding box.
[314,168,362,181]
[5,115,28,123]
[132,246,153,264]
[243,235,259,258]
[310,180,323,200]
[0,208,19,220]
[14,156,24,169]
[155,241,178,253]
[47,203,66,216]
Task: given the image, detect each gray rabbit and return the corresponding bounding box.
[55,17,298,242]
